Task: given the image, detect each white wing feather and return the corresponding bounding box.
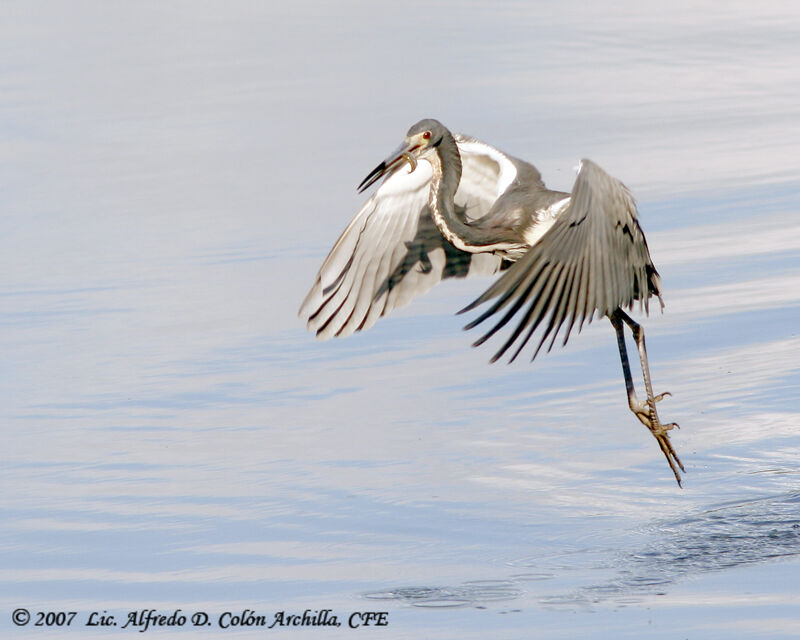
[299,136,519,339]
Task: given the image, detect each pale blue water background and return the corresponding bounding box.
[2,1,800,638]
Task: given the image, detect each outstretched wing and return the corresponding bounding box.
[298,136,523,340]
[462,159,663,362]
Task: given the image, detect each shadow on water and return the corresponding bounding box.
[365,489,800,609]
[365,580,525,609]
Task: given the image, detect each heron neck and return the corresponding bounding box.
[429,137,518,253]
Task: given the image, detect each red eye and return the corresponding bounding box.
[423,131,431,140]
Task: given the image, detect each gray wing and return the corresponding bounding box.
[462,158,663,362]
[299,137,518,340]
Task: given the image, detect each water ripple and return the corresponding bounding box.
[539,490,800,607]
[364,579,523,608]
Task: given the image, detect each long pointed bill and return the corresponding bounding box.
[357,142,419,193]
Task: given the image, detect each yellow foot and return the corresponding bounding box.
[630,393,684,487]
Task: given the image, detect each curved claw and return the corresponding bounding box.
[653,391,672,403]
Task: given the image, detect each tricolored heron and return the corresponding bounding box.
[299,118,683,486]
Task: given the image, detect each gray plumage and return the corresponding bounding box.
[462,158,663,363]
[299,119,684,486]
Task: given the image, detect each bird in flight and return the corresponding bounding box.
[299,118,683,486]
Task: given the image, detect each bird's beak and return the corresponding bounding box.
[357,142,419,193]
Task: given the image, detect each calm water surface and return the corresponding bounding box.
[3,2,800,638]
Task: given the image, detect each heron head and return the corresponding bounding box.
[405,118,448,151]
[357,119,450,193]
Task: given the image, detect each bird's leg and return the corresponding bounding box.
[610,309,684,486]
